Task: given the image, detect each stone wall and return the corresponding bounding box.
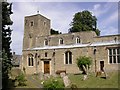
[22,44,119,75]
[35,31,96,47]
[23,14,50,50]
[22,14,120,75]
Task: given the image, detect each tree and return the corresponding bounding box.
[69,10,100,36]
[76,56,92,80]
[2,1,13,88]
[50,28,62,35]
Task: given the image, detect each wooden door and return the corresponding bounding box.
[100,61,104,72]
[44,61,50,74]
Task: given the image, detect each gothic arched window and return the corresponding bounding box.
[65,51,72,64]
[28,54,34,66]
[44,39,48,46]
[59,38,63,45]
[76,37,81,44]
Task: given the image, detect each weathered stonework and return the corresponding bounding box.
[21,14,120,75]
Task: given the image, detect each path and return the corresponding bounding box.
[26,75,43,88]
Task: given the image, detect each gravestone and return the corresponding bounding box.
[63,75,71,87]
[60,72,66,78]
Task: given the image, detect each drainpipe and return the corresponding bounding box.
[53,49,55,74]
[93,46,97,73]
[35,50,38,74]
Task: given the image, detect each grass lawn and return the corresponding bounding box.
[9,68,43,88]
[68,71,119,88]
[9,68,119,89]
[16,74,43,88]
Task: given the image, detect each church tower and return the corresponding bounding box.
[23,14,51,50]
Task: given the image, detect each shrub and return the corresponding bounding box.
[77,56,92,74]
[15,73,27,86]
[44,78,64,89]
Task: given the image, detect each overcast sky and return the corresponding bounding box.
[8,0,119,55]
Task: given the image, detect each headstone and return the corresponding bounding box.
[14,81,19,87]
[63,75,70,87]
[83,75,87,80]
[60,72,66,78]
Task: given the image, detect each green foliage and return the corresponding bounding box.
[69,10,100,36]
[51,28,62,35]
[2,2,13,26]
[44,78,64,89]
[15,73,27,86]
[2,50,12,88]
[95,29,100,36]
[2,1,13,88]
[2,1,13,59]
[77,56,92,73]
[2,50,12,77]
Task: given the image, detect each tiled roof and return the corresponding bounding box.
[25,40,120,51]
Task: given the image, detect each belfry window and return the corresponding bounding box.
[59,38,63,45]
[43,21,46,26]
[28,54,34,66]
[76,37,80,44]
[108,48,120,64]
[30,21,34,26]
[65,51,72,64]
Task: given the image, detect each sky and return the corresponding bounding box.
[8,0,119,55]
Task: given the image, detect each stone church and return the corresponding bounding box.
[21,14,120,75]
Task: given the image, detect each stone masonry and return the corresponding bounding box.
[21,14,120,75]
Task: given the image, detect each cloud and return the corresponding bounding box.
[10,2,37,54]
[101,26,118,36]
[94,4,101,10]
[99,10,118,27]
[92,4,103,17]
[43,9,78,33]
[90,2,118,36]
[9,2,118,55]
[91,2,118,18]
[10,30,23,55]
[10,2,74,54]
[8,0,120,2]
